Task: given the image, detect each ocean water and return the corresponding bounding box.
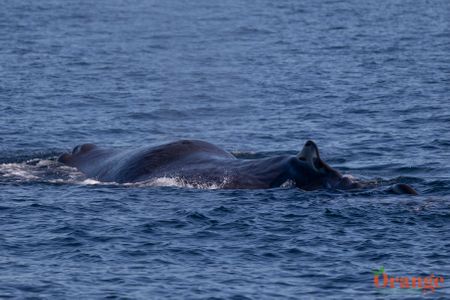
[1,0,449,298]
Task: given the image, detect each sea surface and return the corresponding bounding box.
[1,0,449,299]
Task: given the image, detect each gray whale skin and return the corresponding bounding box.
[58,139,417,195]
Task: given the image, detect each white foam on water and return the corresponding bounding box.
[281,179,296,188]
[131,176,231,190]
[80,179,104,185]
[0,158,86,184]
[342,174,356,180]
[0,162,40,180]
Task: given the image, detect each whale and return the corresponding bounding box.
[58,139,417,194]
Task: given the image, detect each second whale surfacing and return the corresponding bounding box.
[58,139,417,194]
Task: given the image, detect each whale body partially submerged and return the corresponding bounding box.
[58,139,417,194]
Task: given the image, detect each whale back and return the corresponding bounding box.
[59,140,236,183]
[116,140,236,182]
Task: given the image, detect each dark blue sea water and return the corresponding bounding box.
[1,0,449,298]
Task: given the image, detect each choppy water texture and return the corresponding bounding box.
[1,0,450,299]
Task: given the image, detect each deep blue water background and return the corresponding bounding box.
[1,0,449,298]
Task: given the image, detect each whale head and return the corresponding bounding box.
[297,140,362,190]
[58,143,97,167]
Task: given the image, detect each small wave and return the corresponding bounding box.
[126,109,188,121]
[233,26,274,35]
